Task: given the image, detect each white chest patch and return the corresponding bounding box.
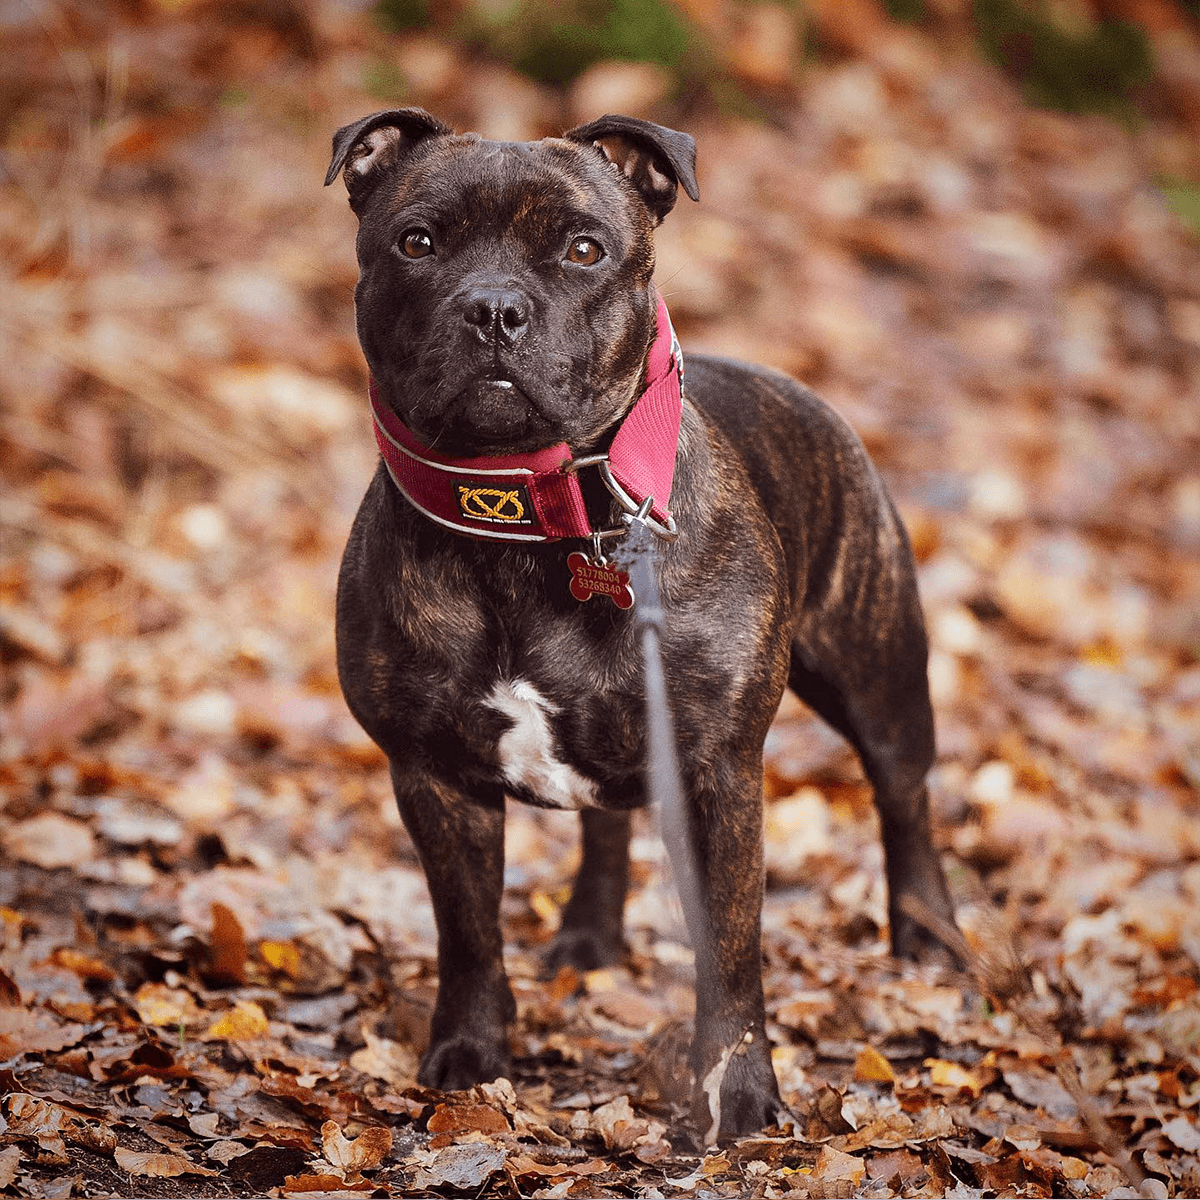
[487,679,598,809]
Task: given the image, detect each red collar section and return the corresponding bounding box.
[369,293,683,542]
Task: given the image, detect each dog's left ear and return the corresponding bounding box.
[565,115,699,223]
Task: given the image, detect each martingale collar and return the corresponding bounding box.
[370,293,683,543]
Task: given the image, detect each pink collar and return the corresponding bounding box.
[369,293,683,543]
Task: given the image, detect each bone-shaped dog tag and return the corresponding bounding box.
[567,552,634,610]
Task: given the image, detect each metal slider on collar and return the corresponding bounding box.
[560,453,679,543]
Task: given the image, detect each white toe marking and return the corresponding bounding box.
[488,679,598,809]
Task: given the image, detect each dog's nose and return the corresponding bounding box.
[462,287,530,346]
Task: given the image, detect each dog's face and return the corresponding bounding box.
[326,110,698,456]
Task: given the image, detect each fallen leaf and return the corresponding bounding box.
[188,1111,221,1138]
[260,940,302,978]
[320,1121,393,1175]
[3,813,96,869]
[854,1045,896,1084]
[1001,1065,1078,1119]
[114,1147,218,1177]
[1162,1116,1200,1152]
[569,1094,671,1158]
[5,1093,115,1155]
[347,1025,418,1087]
[0,1146,21,1188]
[506,1154,610,1179]
[205,1000,270,1041]
[283,1173,365,1193]
[813,1144,866,1185]
[48,948,116,983]
[208,901,248,984]
[207,1141,251,1164]
[926,1058,984,1096]
[134,982,200,1028]
[426,1102,509,1136]
[0,1008,90,1058]
[411,1143,507,1190]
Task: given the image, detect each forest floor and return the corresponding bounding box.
[1,0,1199,1196]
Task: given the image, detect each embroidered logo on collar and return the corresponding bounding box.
[456,484,533,524]
[368,291,682,543]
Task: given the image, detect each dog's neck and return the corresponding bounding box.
[368,293,683,544]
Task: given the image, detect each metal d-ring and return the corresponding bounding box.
[561,454,679,543]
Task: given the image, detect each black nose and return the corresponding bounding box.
[462,287,530,346]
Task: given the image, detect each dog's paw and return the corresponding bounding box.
[692,1032,788,1140]
[418,1034,510,1092]
[889,885,966,970]
[542,926,626,975]
[891,916,963,969]
[714,1051,789,1137]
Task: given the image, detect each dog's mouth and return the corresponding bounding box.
[436,375,557,453]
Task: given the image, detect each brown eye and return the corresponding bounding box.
[400,229,434,259]
[565,237,603,266]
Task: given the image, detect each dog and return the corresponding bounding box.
[325,108,959,1137]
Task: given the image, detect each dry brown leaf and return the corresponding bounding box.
[411,1143,508,1190]
[0,1147,21,1189]
[48,948,116,983]
[427,1102,509,1136]
[283,1173,366,1193]
[1162,1116,1200,1153]
[585,988,667,1037]
[0,1008,90,1058]
[813,1144,867,1185]
[506,1153,610,1179]
[569,1094,670,1158]
[208,901,248,984]
[320,1121,393,1175]
[114,1147,218,1178]
[347,1025,418,1087]
[3,813,96,869]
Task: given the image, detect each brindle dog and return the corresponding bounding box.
[326,108,959,1136]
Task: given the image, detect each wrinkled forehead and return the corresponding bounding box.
[388,133,633,230]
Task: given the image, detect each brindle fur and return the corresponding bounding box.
[328,109,958,1137]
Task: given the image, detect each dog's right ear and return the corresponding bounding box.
[325,108,452,208]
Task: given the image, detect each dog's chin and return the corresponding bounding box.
[432,379,560,456]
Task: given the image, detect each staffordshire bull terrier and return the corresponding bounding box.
[325,108,959,1136]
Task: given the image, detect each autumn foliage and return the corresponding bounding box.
[1,0,1199,1196]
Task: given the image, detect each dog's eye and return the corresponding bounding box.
[565,237,603,266]
[400,229,434,259]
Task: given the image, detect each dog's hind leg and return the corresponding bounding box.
[544,809,631,973]
[788,595,959,964]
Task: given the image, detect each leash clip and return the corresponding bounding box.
[561,453,679,543]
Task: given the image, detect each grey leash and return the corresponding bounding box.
[619,511,711,973]
[621,509,748,1145]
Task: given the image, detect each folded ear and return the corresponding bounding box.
[564,115,699,223]
[324,108,452,208]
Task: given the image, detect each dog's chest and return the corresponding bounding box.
[485,679,599,809]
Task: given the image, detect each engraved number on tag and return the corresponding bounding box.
[567,552,634,610]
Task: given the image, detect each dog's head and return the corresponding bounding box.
[326,108,698,456]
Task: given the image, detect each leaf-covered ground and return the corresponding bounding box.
[2,1,1199,1196]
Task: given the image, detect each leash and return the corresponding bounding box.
[620,509,711,978]
[624,508,735,1142]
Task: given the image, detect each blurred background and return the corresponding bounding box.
[1,0,1199,1189]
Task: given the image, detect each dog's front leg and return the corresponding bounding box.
[686,768,787,1139]
[390,766,515,1090]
